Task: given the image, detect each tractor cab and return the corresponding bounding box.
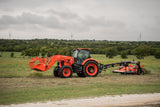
[72,48,91,64]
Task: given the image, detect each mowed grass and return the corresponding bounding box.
[0,52,160,105]
[0,52,55,78]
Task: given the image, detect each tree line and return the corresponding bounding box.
[0,39,160,59]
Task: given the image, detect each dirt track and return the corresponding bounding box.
[1,93,160,107]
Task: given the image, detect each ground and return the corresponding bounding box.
[0,53,160,106]
[1,93,160,107]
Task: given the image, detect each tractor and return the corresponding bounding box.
[29,48,103,78]
[29,48,144,78]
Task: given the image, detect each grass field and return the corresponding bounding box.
[0,52,160,105]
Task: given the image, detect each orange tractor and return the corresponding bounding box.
[29,48,103,78]
[29,48,144,78]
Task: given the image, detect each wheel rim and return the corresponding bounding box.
[62,68,71,77]
[86,63,98,76]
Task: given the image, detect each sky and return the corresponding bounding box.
[0,0,160,41]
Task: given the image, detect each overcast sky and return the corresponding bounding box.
[0,0,160,41]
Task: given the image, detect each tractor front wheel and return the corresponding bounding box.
[83,61,99,77]
[59,65,73,78]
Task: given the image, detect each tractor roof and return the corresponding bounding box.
[73,48,90,51]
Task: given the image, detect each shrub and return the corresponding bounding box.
[105,47,117,58]
[154,49,160,59]
[121,51,128,59]
[132,45,150,59]
[10,52,14,58]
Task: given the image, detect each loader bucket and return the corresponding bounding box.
[29,57,47,71]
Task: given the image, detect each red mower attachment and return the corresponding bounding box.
[112,61,144,75]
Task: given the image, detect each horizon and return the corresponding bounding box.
[0,38,160,42]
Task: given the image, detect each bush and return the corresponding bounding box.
[10,52,14,58]
[132,45,150,59]
[154,49,160,59]
[105,47,117,58]
[121,51,128,59]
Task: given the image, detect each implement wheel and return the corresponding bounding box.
[59,65,73,78]
[53,66,60,77]
[137,69,144,75]
[83,61,99,77]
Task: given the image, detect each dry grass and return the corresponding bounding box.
[0,75,159,89]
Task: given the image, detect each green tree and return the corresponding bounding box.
[34,48,40,56]
[154,49,160,59]
[121,51,128,59]
[132,45,150,59]
[40,47,47,57]
[58,50,65,55]
[24,48,37,57]
[53,47,58,55]
[21,50,25,58]
[46,48,54,57]
[105,47,117,58]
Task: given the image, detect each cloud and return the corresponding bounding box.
[0,12,65,30]
[84,16,126,29]
[48,9,79,19]
[0,0,160,41]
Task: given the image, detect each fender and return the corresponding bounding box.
[81,58,99,65]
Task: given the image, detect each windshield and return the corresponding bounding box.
[78,50,90,59]
[72,50,78,58]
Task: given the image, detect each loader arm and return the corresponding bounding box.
[29,55,74,71]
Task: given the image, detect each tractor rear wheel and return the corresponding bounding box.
[83,61,99,77]
[53,66,60,77]
[59,65,73,78]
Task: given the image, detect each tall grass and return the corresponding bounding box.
[0,52,159,78]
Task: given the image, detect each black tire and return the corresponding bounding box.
[53,66,60,77]
[124,72,127,75]
[138,70,144,75]
[77,72,86,77]
[83,61,99,77]
[59,65,73,78]
[140,71,144,75]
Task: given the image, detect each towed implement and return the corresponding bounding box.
[104,61,144,75]
[29,48,144,78]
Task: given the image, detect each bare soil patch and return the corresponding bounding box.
[1,93,160,107]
